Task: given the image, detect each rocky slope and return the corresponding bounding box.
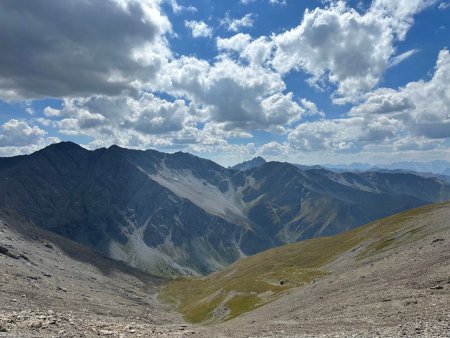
[0,210,203,337]
[167,202,450,337]
[1,142,449,276]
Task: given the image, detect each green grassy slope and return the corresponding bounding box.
[160,201,450,324]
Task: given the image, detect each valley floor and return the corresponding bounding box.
[1,203,450,337]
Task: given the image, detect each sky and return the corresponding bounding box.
[0,0,449,166]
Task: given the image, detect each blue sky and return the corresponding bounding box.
[0,0,449,166]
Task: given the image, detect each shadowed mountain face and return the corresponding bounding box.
[1,142,449,276]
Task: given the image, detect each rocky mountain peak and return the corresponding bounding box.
[230,156,267,171]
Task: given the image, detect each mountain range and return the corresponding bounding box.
[1,142,449,276]
[325,160,450,175]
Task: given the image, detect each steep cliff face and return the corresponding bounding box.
[1,142,449,276]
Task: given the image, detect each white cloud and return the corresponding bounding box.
[185,20,213,38]
[0,119,47,147]
[159,56,304,131]
[217,33,252,52]
[258,141,289,156]
[370,0,439,38]
[46,94,194,143]
[166,0,197,14]
[0,119,54,156]
[270,0,437,102]
[217,34,273,66]
[269,0,287,5]
[288,116,402,152]
[223,13,255,32]
[260,92,304,127]
[351,49,450,139]
[0,0,446,164]
[300,98,325,117]
[241,37,273,66]
[388,49,419,68]
[287,48,450,155]
[38,93,263,154]
[349,88,415,116]
[43,107,62,117]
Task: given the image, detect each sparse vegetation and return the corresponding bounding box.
[160,201,450,324]
[227,294,260,320]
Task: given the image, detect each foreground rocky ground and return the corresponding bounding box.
[1,203,450,337]
[0,210,204,337]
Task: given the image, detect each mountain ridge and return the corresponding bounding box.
[325,160,450,175]
[1,142,449,276]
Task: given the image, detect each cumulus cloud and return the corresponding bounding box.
[288,116,402,152]
[159,56,304,131]
[349,88,416,116]
[300,99,325,117]
[0,0,171,100]
[370,0,438,38]
[258,141,289,156]
[0,119,55,156]
[217,33,252,52]
[351,49,450,139]
[241,37,274,66]
[0,0,446,163]
[217,34,273,66]
[39,93,257,154]
[216,1,436,104]
[0,119,47,147]
[271,0,437,102]
[185,20,213,38]
[43,93,194,144]
[288,48,450,155]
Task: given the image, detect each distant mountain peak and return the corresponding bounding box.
[37,141,86,155]
[108,144,124,150]
[230,156,266,171]
[49,141,82,149]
